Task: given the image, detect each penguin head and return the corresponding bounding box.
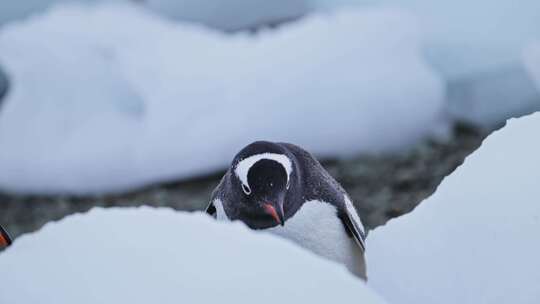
[228,141,295,229]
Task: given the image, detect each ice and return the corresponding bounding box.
[0,3,445,194]
[0,208,386,304]
[367,112,540,304]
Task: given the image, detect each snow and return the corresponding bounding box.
[396,0,540,78]
[315,0,540,128]
[0,66,7,102]
[313,0,540,78]
[0,3,445,195]
[0,0,95,27]
[142,0,311,31]
[525,42,540,92]
[446,64,540,128]
[0,208,386,304]
[367,112,540,304]
[0,0,311,31]
[2,0,540,78]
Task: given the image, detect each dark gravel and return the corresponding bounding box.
[0,123,488,240]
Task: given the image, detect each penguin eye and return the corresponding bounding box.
[241,184,251,195]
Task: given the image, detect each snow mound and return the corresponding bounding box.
[0,208,386,304]
[0,0,311,31]
[0,3,445,194]
[447,64,540,128]
[316,0,540,78]
[367,112,540,304]
[142,0,311,31]
[142,0,540,78]
[525,42,540,92]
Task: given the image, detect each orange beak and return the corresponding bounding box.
[263,203,285,226]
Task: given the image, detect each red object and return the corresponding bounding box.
[0,225,12,248]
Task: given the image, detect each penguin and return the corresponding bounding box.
[206,141,367,279]
[0,224,12,249]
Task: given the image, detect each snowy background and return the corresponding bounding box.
[0,0,539,303]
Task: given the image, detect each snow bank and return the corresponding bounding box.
[314,0,540,128]
[446,64,540,128]
[525,42,540,92]
[3,0,540,77]
[0,3,445,194]
[0,0,311,31]
[367,112,540,304]
[0,0,100,28]
[0,208,386,304]
[142,0,311,31]
[317,0,540,78]
[401,0,540,78]
[145,0,540,78]
[0,65,7,102]
[0,0,311,32]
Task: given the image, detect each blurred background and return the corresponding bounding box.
[0,0,539,239]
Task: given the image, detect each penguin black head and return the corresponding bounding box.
[227,141,295,229]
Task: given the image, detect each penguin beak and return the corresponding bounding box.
[263,201,285,226]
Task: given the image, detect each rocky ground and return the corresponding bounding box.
[0,123,489,239]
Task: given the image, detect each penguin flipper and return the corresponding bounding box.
[339,206,366,253]
[0,224,12,249]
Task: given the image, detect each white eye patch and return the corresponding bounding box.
[234,153,292,194]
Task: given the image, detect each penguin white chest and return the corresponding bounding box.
[213,199,365,278]
[268,200,365,277]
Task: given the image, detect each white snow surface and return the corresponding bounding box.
[0,0,311,30]
[0,208,386,304]
[525,42,540,92]
[367,112,540,304]
[128,0,540,78]
[142,0,311,31]
[393,0,540,78]
[317,0,540,78]
[0,3,445,194]
[2,0,540,79]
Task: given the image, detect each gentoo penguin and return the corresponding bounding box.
[0,224,12,249]
[206,141,367,279]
